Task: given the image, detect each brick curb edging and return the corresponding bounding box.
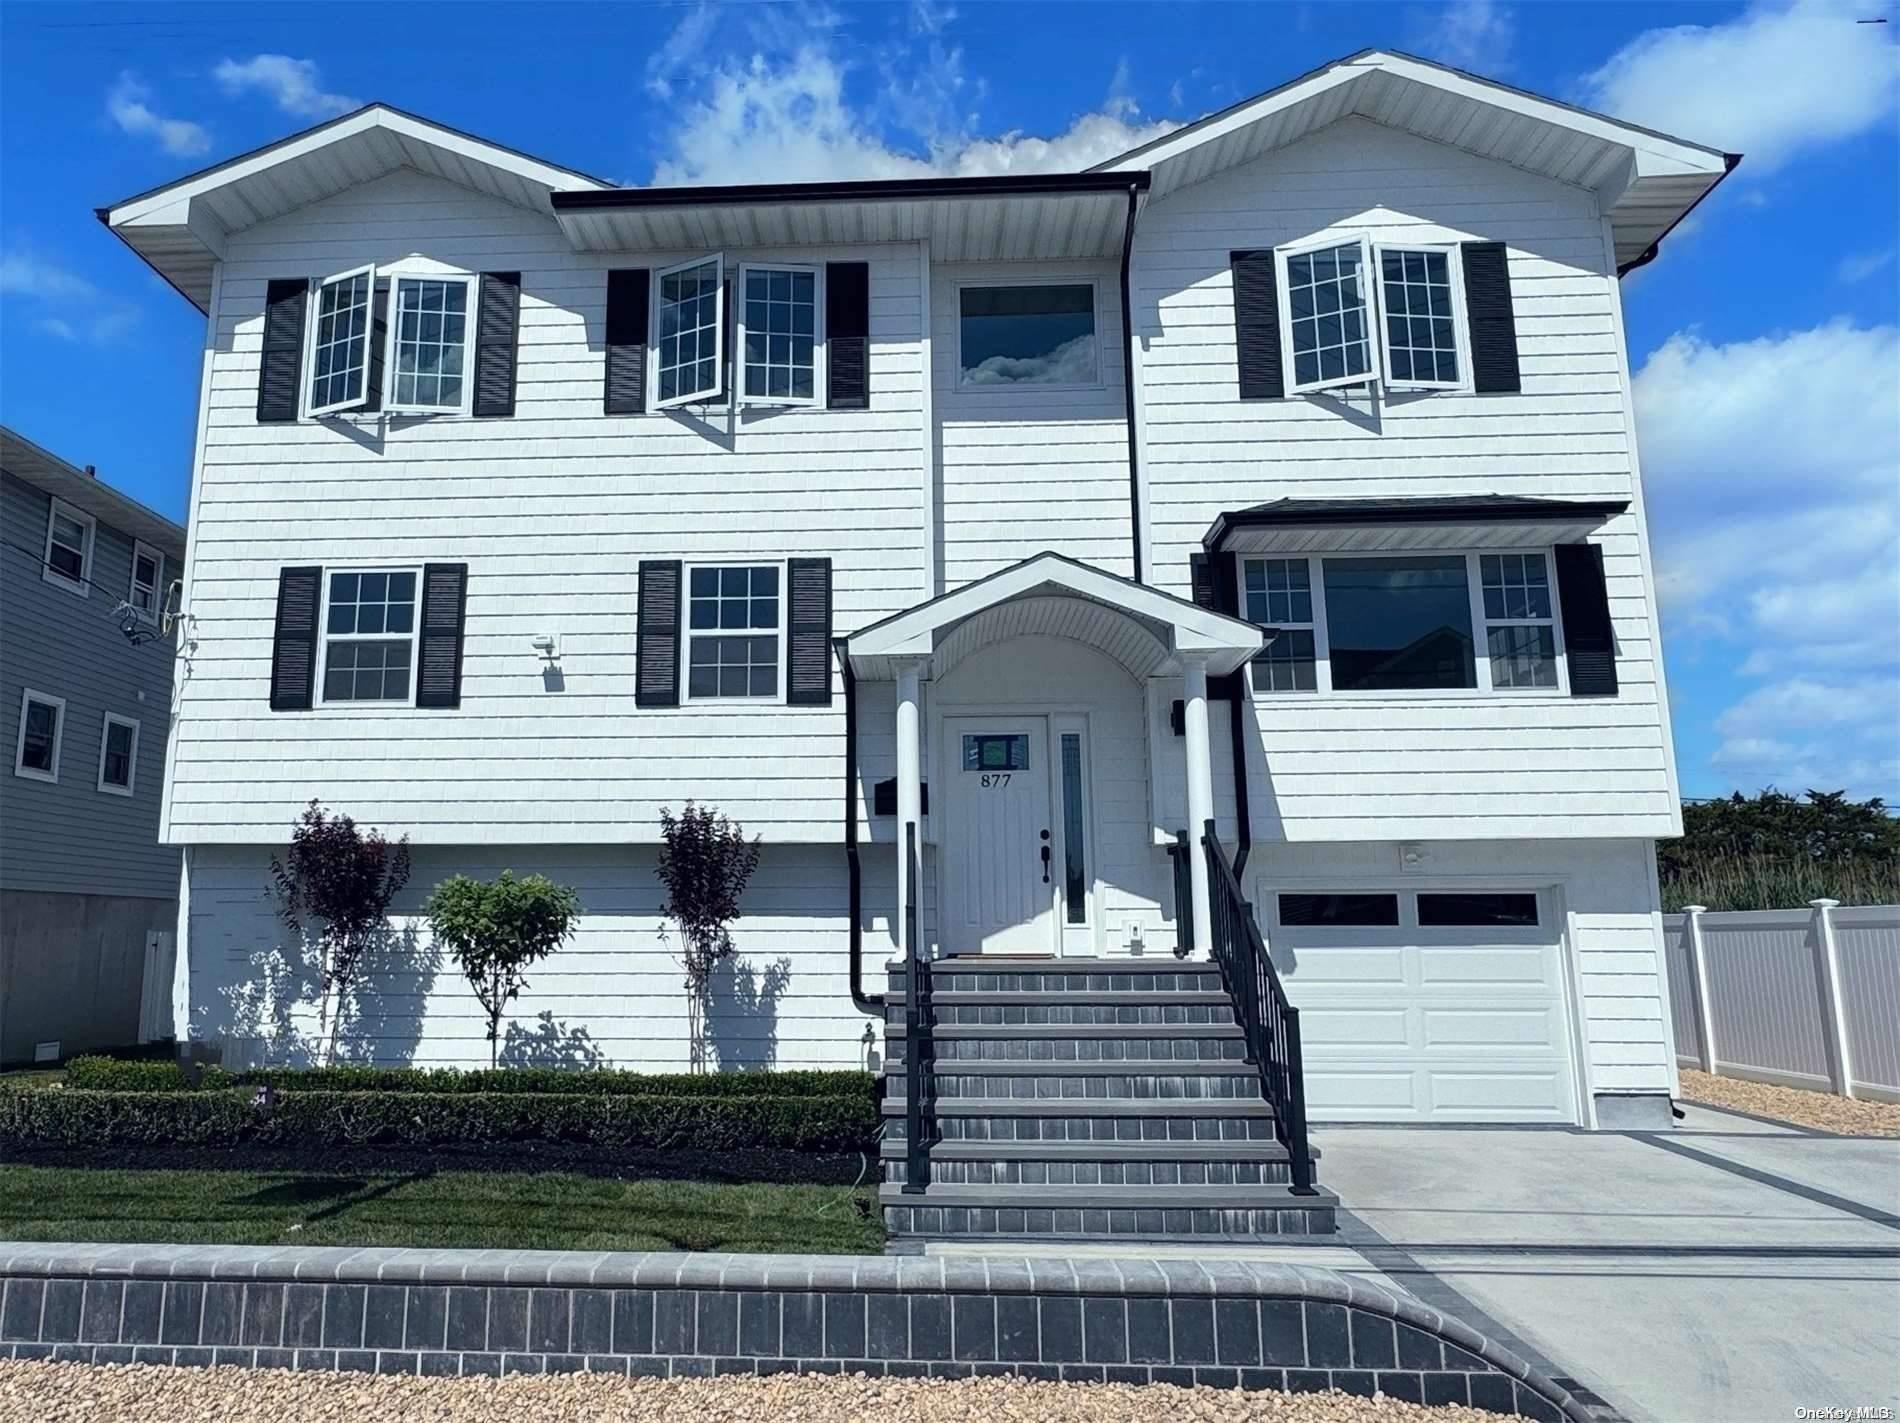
[0,1245,1585,1420]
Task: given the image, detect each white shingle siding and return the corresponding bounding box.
[1132,117,1676,842]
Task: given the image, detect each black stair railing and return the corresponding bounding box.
[1165,828,1194,958]
[901,819,935,1194]
[1201,819,1317,1195]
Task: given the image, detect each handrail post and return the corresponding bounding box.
[902,819,929,1193]
[1281,1007,1316,1194]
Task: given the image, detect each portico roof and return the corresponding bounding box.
[846,552,1262,681]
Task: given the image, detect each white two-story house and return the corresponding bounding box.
[105,49,1733,1239]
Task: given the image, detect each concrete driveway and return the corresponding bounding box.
[1314,1105,1900,1423]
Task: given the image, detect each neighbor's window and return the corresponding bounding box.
[1280,241,1373,394]
[1480,553,1559,689]
[739,265,819,405]
[13,689,64,782]
[1242,557,1317,693]
[656,255,725,407]
[686,565,780,699]
[97,713,139,796]
[1322,555,1475,692]
[321,569,418,704]
[958,283,1098,386]
[43,498,94,593]
[307,264,376,414]
[129,541,163,620]
[386,276,472,413]
[1377,247,1460,388]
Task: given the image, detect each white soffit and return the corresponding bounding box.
[1220,519,1613,555]
[1093,50,1735,271]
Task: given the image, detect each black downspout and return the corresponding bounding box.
[839,640,880,1014]
[1118,181,1144,583]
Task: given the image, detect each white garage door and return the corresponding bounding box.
[1267,887,1578,1123]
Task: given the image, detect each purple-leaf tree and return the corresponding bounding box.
[656,802,761,1071]
[268,799,412,1065]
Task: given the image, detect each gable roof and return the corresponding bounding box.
[1091,48,1738,273]
[0,426,186,559]
[99,104,616,311]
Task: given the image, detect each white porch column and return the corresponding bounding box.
[1182,656,1216,960]
[895,659,925,958]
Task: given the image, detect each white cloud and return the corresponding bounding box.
[1636,319,1900,799]
[105,72,210,156]
[0,246,142,346]
[646,5,721,100]
[1579,0,1900,170]
[0,250,99,302]
[214,55,357,120]
[1838,245,1897,283]
[1415,0,1516,74]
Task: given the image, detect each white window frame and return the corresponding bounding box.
[303,262,379,417]
[380,273,477,417]
[1274,232,1380,397]
[314,566,423,708]
[954,277,1105,392]
[1474,551,1567,693]
[652,253,726,410]
[1236,548,1568,700]
[13,688,64,783]
[96,712,140,796]
[42,497,95,597]
[128,540,164,621]
[1371,242,1470,393]
[1240,556,1320,695]
[681,560,786,705]
[735,262,825,409]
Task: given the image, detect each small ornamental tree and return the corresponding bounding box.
[425,871,581,1067]
[268,800,412,1065]
[657,803,762,1071]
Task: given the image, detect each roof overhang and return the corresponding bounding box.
[0,426,186,558]
[99,104,616,312]
[1204,496,1629,556]
[848,551,1261,681]
[1092,49,1737,274]
[550,172,1149,261]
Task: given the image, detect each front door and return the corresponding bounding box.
[941,716,1057,955]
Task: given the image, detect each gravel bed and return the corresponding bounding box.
[0,1360,1516,1422]
[1680,1068,1900,1137]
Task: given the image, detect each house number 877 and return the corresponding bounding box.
[980,773,1012,788]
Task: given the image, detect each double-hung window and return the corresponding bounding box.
[13,689,64,782]
[1241,550,1564,696]
[385,276,473,414]
[1276,236,1468,395]
[656,255,725,407]
[306,264,376,415]
[738,264,820,405]
[43,498,94,594]
[129,541,163,620]
[97,713,139,796]
[319,569,419,704]
[686,564,781,699]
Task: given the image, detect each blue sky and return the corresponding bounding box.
[2,0,1896,802]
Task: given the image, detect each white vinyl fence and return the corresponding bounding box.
[1665,901,1900,1103]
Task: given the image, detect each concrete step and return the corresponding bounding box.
[881,1184,1337,1241]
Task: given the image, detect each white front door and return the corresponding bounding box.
[941,716,1058,955]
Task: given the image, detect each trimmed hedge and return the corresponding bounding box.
[62,1058,874,1102]
[0,1089,877,1153]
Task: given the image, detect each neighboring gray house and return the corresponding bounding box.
[0,426,186,1063]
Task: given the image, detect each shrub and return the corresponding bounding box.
[426,872,582,1066]
[0,1089,876,1153]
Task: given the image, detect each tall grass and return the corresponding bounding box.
[1660,853,1900,913]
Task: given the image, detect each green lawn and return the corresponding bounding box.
[0,1166,883,1254]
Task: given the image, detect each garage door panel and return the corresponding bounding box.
[1305,1070,1418,1113]
[1417,945,1553,987]
[1299,1007,1410,1047]
[1422,1006,1562,1048]
[1428,1070,1569,1116]
[1281,947,1405,985]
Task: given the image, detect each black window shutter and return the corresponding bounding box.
[635,560,683,707]
[363,279,390,413]
[1230,251,1283,399]
[786,557,833,706]
[1553,543,1618,697]
[1462,242,1521,394]
[257,279,309,422]
[826,262,870,408]
[268,566,322,711]
[1190,553,1217,610]
[415,563,469,709]
[473,271,521,417]
[604,269,650,414]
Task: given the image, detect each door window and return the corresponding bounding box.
[962,734,1029,771]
